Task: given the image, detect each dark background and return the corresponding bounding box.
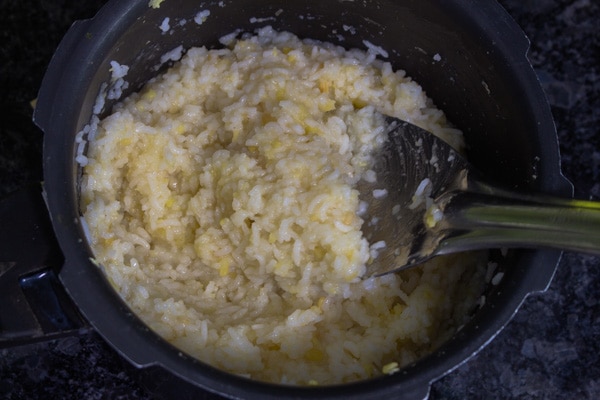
[1,0,599,399]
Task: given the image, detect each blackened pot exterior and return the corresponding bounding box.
[34,0,572,399]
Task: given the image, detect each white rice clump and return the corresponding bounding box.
[80,27,484,385]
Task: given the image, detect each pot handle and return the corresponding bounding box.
[0,183,90,348]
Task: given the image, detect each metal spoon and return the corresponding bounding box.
[360,117,600,277]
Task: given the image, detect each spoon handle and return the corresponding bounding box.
[437,189,600,256]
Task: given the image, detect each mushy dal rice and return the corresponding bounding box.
[80,27,485,385]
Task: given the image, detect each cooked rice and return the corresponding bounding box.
[80,27,484,385]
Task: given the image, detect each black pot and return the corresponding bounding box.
[4,0,572,398]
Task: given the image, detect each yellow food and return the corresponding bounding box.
[80,27,484,385]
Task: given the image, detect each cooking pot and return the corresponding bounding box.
[0,0,572,398]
